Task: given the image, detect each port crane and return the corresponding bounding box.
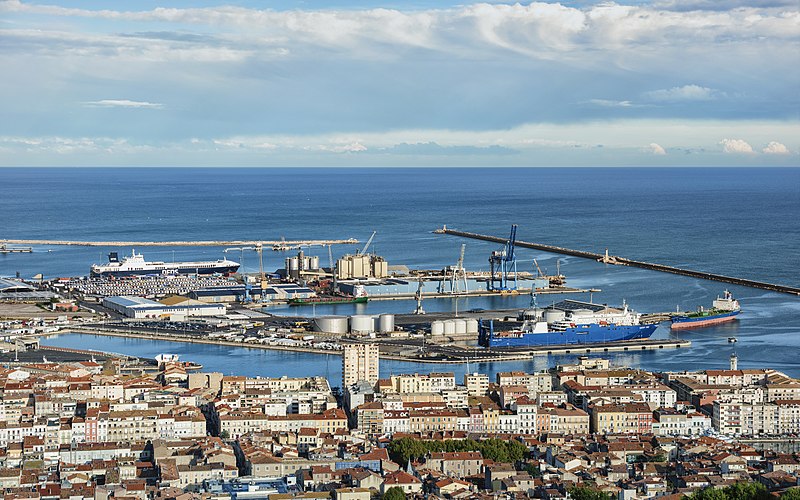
[224,244,268,302]
[358,231,377,255]
[441,243,468,294]
[488,224,518,292]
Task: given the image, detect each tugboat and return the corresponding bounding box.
[671,290,741,330]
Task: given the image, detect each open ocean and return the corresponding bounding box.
[2,167,799,379]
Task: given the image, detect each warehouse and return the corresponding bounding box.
[102,296,226,320]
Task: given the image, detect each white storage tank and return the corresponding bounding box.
[431,320,445,336]
[544,309,566,323]
[379,314,395,333]
[454,319,467,335]
[309,256,320,270]
[466,319,479,334]
[313,316,348,334]
[443,320,456,335]
[350,314,375,334]
[288,257,300,271]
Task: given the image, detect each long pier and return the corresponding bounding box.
[436,227,800,296]
[1,238,358,250]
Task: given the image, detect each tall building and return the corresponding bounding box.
[342,343,380,387]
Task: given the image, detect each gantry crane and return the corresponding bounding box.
[488,224,518,292]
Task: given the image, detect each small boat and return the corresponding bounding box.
[728,337,738,343]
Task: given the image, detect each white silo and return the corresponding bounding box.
[454,319,467,335]
[379,314,395,334]
[431,321,445,336]
[443,320,456,335]
[350,314,375,334]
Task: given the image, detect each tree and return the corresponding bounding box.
[687,487,731,500]
[569,486,613,500]
[383,486,406,500]
[219,430,230,439]
[723,482,770,500]
[780,488,800,499]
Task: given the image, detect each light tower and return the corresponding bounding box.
[730,352,738,371]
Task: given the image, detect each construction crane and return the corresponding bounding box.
[488,224,518,292]
[413,275,426,315]
[224,245,266,302]
[358,231,377,255]
[445,243,468,294]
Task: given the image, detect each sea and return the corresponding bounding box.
[2,167,799,382]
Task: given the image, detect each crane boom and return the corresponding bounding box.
[360,231,377,255]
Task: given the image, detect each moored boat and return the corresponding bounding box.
[91,250,240,277]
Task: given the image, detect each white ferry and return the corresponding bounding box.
[90,250,240,277]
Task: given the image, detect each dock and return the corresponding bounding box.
[436,227,800,296]
[1,238,358,250]
[0,244,32,254]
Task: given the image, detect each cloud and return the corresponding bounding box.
[644,85,718,102]
[647,143,667,155]
[382,142,518,156]
[587,99,636,108]
[762,141,789,155]
[83,99,163,109]
[329,142,368,153]
[720,138,754,154]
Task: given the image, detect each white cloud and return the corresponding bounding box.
[84,99,163,109]
[644,85,717,102]
[587,99,635,108]
[720,138,754,154]
[329,142,368,153]
[762,141,789,154]
[648,143,667,155]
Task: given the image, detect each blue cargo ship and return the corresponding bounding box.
[479,298,657,348]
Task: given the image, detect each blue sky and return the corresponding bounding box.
[1,0,798,166]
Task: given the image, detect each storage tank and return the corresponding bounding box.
[454,319,467,335]
[543,309,566,323]
[466,319,479,335]
[443,320,456,335]
[313,316,348,334]
[431,320,445,336]
[379,314,395,333]
[309,256,320,270]
[288,257,300,271]
[350,314,375,334]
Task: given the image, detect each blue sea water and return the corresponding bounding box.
[2,167,799,378]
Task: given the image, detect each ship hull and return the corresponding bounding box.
[481,323,657,348]
[288,296,368,306]
[670,310,740,330]
[91,264,240,278]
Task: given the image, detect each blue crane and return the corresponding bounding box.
[489,224,518,292]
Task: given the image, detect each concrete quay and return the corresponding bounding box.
[437,227,800,296]
[1,238,358,249]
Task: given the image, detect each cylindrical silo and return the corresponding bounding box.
[379,314,395,333]
[454,319,467,335]
[313,316,348,334]
[443,320,456,335]
[350,314,375,334]
[431,320,445,336]
[466,319,479,335]
[309,256,320,270]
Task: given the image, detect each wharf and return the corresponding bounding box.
[367,286,591,301]
[0,244,32,253]
[437,227,800,296]
[1,238,358,250]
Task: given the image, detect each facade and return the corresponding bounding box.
[342,344,380,387]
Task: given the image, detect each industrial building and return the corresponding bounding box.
[102,296,226,320]
[336,254,388,280]
[337,277,546,297]
[342,343,380,387]
[189,283,316,303]
[0,278,57,302]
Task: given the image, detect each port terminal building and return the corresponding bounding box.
[102,295,226,320]
[189,283,316,303]
[337,277,548,297]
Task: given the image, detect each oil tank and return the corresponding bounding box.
[454,319,467,335]
[543,309,566,323]
[350,314,375,334]
[466,319,479,334]
[443,320,456,335]
[431,320,445,336]
[379,314,395,333]
[313,316,348,334]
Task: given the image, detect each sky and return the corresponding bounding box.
[1,0,798,166]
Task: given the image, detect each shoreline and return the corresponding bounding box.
[39,326,690,365]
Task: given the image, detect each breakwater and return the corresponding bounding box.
[437,227,800,296]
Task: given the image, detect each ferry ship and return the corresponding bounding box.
[479,298,656,348]
[90,250,240,277]
[670,290,741,330]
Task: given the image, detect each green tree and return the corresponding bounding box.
[383,486,406,500]
[569,486,613,500]
[780,488,800,499]
[724,482,770,500]
[687,487,730,500]
[219,430,230,439]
